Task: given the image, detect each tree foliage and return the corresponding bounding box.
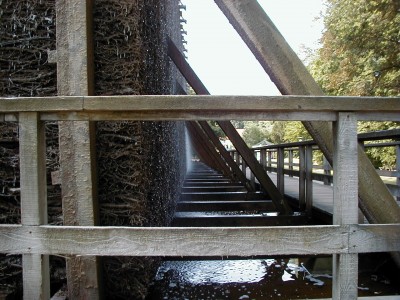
[308,0,399,169]
[310,0,400,97]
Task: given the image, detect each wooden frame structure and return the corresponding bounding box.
[1,95,400,299]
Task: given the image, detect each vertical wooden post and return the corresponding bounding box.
[267,151,272,169]
[288,149,293,177]
[298,146,306,211]
[305,146,313,216]
[332,113,358,300]
[323,156,331,185]
[56,0,101,298]
[396,144,400,202]
[277,147,284,194]
[260,149,266,169]
[19,112,50,300]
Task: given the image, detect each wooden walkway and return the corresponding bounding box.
[267,172,334,215]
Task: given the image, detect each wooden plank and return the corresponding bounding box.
[176,200,275,212]
[19,112,50,300]
[180,191,268,201]
[333,113,359,225]
[172,213,308,227]
[305,145,313,217]
[0,225,348,256]
[277,147,284,194]
[349,224,400,253]
[1,224,399,255]
[333,113,359,300]
[56,0,100,298]
[1,95,399,114]
[298,146,306,211]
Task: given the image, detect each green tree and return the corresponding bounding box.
[310,0,400,97]
[242,124,268,147]
[309,0,399,169]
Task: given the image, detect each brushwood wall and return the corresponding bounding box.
[0,0,187,298]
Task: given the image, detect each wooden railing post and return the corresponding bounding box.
[299,146,306,211]
[288,149,294,177]
[396,144,400,202]
[19,112,50,300]
[277,147,285,194]
[305,145,313,216]
[260,149,266,170]
[332,112,358,300]
[323,156,331,185]
[267,150,272,169]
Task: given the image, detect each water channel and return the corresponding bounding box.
[146,254,400,299]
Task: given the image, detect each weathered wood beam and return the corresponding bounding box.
[167,38,290,214]
[56,0,101,298]
[332,113,359,300]
[186,122,221,171]
[1,224,399,256]
[198,121,254,190]
[213,0,400,230]
[19,112,50,300]
[187,121,232,176]
[1,95,399,116]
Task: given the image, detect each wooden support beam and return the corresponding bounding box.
[19,112,50,300]
[186,122,224,171]
[167,37,290,214]
[188,122,233,177]
[198,121,254,191]
[332,113,359,300]
[56,0,101,298]
[213,0,400,238]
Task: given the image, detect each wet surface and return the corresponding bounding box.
[146,257,400,300]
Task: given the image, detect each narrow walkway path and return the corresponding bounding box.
[172,162,307,226]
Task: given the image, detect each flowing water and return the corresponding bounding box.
[147,255,400,299]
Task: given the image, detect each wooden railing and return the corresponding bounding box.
[0,95,400,299]
[230,129,400,204]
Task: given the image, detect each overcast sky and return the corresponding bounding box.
[181,0,326,95]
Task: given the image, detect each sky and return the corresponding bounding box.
[181,0,326,95]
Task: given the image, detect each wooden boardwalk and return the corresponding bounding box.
[267,172,334,215]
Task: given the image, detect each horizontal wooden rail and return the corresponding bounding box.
[0,224,399,256]
[0,95,399,121]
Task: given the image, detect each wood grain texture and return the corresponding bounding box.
[333,253,358,300]
[333,113,359,225]
[18,112,50,300]
[349,224,400,253]
[0,225,347,256]
[0,95,399,114]
[332,113,359,300]
[56,0,100,298]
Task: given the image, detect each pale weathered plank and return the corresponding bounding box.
[349,224,400,253]
[19,112,50,300]
[1,224,399,256]
[56,0,100,298]
[1,95,399,114]
[332,113,359,300]
[0,225,348,256]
